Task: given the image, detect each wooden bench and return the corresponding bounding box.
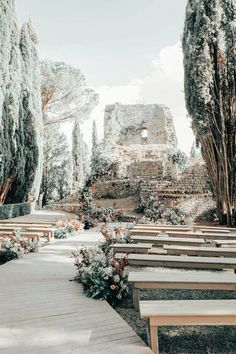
[0,231,40,242]
[112,243,153,254]
[159,231,236,240]
[200,228,232,234]
[0,220,55,226]
[140,299,236,354]
[0,222,54,228]
[0,226,54,242]
[116,253,236,271]
[128,271,236,310]
[214,239,236,247]
[192,225,235,233]
[133,226,192,232]
[130,229,163,236]
[131,235,206,247]
[164,245,236,257]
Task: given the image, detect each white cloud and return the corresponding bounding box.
[82,41,195,155]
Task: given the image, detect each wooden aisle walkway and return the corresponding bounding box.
[0,211,151,354]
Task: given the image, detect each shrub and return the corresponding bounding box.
[170,149,188,171]
[74,227,130,305]
[135,200,185,225]
[196,207,218,222]
[0,202,34,220]
[0,235,38,264]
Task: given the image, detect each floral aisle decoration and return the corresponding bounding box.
[74,226,131,304]
[55,218,81,239]
[0,235,38,264]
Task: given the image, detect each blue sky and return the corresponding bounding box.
[16,0,194,153]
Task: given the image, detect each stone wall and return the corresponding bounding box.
[96,143,177,180]
[104,103,177,147]
[45,203,80,214]
[91,180,140,199]
[140,160,215,221]
[140,160,212,201]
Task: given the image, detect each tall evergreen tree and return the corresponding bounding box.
[72,118,84,191]
[0,1,43,204]
[90,120,98,173]
[41,126,70,206]
[183,0,236,226]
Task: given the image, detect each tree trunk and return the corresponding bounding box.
[0,173,17,204]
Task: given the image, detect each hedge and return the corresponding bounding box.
[0,202,35,220]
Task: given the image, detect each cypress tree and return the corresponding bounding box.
[183,0,236,226]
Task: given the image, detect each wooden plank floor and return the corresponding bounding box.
[0,211,151,354]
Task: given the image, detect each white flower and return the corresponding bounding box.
[113,274,120,283]
[103,266,113,277]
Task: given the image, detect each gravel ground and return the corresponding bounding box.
[114,267,236,354]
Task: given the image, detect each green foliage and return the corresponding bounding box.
[183,0,236,225]
[78,201,136,229]
[54,227,72,239]
[135,200,185,225]
[196,207,218,222]
[0,95,15,190]
[90,154,118,183]
[74,227,130,305]
[170,149,187,171]
[6,92,39,203]
[0,202,33,220]
[41,126,70,205]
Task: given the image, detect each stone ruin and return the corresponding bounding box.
[92,103,215,221]
[102,103,178,180]
[49,103,215,221]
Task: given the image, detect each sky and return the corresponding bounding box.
[16,0,195,154]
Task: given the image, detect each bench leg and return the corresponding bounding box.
[149,321,159,354]
[133,288,140,311]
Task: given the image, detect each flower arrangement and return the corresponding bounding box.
[0,235,38,264]
[74,226,130,304]
[55,218,81,239]
[78,202,137,230]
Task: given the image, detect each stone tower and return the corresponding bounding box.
[104,103,177,147]
[99,103,178,180]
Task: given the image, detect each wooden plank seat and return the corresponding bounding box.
[140,299,236,354]
[0,231,40,242]
[0,220,55,226]
[164,245,236,257]
[0,224,55,240]
[200,228,232,234]
[128,271,236,310]
[116,253,236,272]
[112,243,153,254]
[0,226,54,242]
[130,229,163,236]
[192,225,235,233]
[153,231,236,240]
[131,235,207,247]
[214,239,236,248]
[133,225,192,232]
[0,222,54,228]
